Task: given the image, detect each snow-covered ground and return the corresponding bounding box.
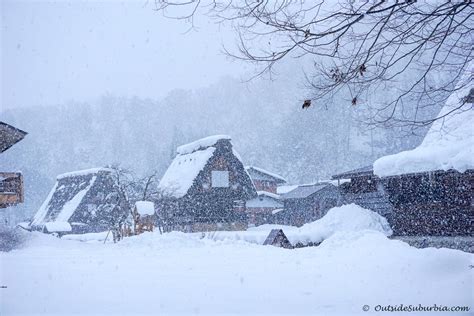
[1,232,472,315]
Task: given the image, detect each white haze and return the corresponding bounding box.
[0,1,442,224]
[1,0,246,109]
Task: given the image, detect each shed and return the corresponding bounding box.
[133,201,155,234]
[263,229,293,249]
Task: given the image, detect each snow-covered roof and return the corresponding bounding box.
[374,63,474,177]
[177,135,231,155]
[44,221,72,232]
[332,166,373,180]
[159,135,255,199]
[245,166,287,183]
[158,147,216,198]
[32,171,99,226]
[246,191,284,208]
[135,201,155,216]
[256,191,280,200]
[57,167,112,180]
[277,185,298,194]
[271,208,284,215]
[16,222,31,230]
[282,183,332,199]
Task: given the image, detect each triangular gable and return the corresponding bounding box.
[0,122,27,153]
[263,229,293,249]
[245,166,287,183]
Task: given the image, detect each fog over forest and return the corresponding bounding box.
[0,57,440,224]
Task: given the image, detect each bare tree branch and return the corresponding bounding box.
[153,0,473,127]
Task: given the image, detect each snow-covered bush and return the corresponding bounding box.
[0,226,26,252]
[291,203,393,245]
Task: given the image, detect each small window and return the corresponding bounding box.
[211,171,229,188]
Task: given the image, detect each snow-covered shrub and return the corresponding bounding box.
[290,203,393,245]
[0,226,26,252]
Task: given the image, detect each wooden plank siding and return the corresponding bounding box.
[0,172,24,208]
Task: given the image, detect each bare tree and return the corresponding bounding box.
[154,0,473,127]
[106,166,166,238]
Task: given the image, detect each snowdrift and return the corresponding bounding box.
[201,203,392,245]
[290,203,392,245]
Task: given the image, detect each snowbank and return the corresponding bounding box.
[374,63,474,177]
[203,204,392,246]
[176,135,231,155]
[61,231,113,243]
[291,203,392,245]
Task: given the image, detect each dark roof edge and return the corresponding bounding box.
[0,121,28,136]
[331,165,374,180]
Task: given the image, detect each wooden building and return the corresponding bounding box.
[381,169,473,236]
[275,183,341,227]
[245,166,287,193]
[30,168,128,235]
[333,166,473,237]
[245,191,283,226]
[244,166,286,226]
[371,71,473,239]
[0,122,27,208]
[0,172,24,208]
[332,166,393,217]
[157,135,257,232]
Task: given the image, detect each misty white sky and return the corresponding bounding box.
[1,0,248,110]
